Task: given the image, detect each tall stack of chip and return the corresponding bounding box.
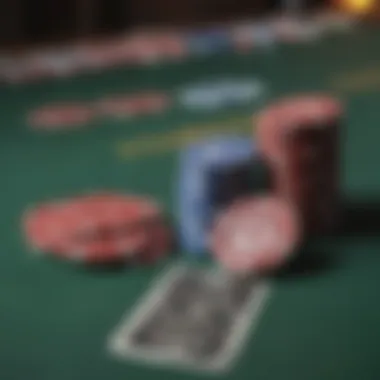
[256,95,342,235]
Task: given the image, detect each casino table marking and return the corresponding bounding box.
[330,65,380,94]
[116,114,255,160]
[114,69,346,162]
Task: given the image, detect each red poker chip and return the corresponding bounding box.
[257,95,342,165]
[67,193,162,234]
[50,227,148,263]
[209,196,300,274]
[28,103,94,131]
[23,193,164,263]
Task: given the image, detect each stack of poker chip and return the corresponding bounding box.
[23,94,343,276]
[256,95,342,235]
[22,192,172,266]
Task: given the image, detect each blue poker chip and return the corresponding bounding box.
[177,135,258,256]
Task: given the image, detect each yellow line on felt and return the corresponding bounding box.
[330,66,380,94]
[116,114,257,160]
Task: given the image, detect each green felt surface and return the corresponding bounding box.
[1,26,380,380]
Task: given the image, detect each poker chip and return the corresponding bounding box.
[23,192,171,264]
[28,103,95,131]
[50,232,147,263]
[256,95,342,165]
[282,123,340,234]
[256,95,342,235]
[209,196,300,274]
[23,193,161,251]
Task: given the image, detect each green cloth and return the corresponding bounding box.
[1,25,380,380]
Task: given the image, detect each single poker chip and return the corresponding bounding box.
[23,193,164,263]
[256,95,342,165]
[50,224,149,263]
[28,103,94,130]
[67,193,163,234]
[209,196,300,274]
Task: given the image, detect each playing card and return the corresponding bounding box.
[107,263,271,373]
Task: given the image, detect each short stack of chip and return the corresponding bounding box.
[23,192,172,265]
[256,95,342,235]
[177,135,269,256]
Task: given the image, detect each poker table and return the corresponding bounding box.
[2,24,380,380]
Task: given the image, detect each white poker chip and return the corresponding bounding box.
[210,196,300,274]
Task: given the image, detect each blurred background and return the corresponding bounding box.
[0,0,352,47]
[1,0,378,84]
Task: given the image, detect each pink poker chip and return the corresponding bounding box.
[28,103,94,131]
[256,95,342,165]
[22,192,163,263]
[209,196,301,274]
